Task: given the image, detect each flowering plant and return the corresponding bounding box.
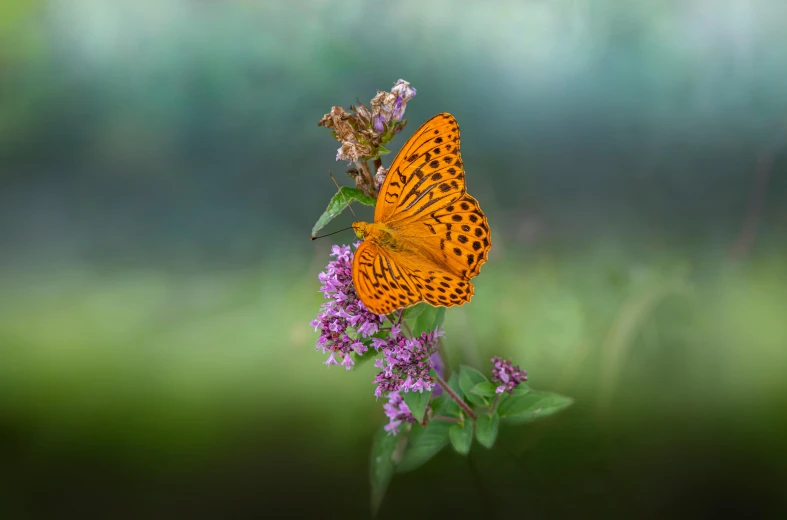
[311,80,573,515]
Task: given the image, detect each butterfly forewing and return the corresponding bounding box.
[376,113,466,224]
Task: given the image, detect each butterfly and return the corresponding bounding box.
[352,113,491,315]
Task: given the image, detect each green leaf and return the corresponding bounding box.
[475,413,499,448]
[470,382,498,398]
[458,365,489,406]
[409,305,446,336]
[369,426,397,516]
[449,420,473,455]
[396,420,452,473]
[403,389,432,423]
[498,390,574,425]
[377,145,392,156]
[311,187,376,237]
[403,302,429,323]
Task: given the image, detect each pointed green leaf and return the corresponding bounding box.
[396,420,452,473]
[403,389,432,423]
[449,420,473,455]
[369,426,397,516]
[498,390,574,425]
[475,413,499,448]
[458,365,489,406]
[311,187,376,237]
[470,382,498,398]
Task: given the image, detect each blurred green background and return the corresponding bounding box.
[2,0,787,517]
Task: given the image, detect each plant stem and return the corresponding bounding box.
[432,415,460,423]
[434,372,477,420]
[399,320,475,419]
[373,157,383,175]
[356,160,377,197]
[490,393,501,413]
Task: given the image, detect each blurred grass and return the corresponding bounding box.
[1,244,785,460]
[0,245,786,517]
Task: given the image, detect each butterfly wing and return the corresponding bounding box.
[394,192,492,280]
[352,241,423,315]
[358,112,491,314]
[375,113,465,224]
[353,241,477,314]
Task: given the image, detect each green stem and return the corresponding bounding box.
[489,393,501,414]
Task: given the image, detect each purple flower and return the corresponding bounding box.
[383,391,418,435]
[390,79,416,121]
[491,356,528,394]
[312,244,386,369]
[373,328,442,397]
[373,114,386,134]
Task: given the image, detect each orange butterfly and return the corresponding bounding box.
[352,113,491,315]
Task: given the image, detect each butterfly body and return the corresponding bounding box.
[352,113,491,315]
[353,222,404,253]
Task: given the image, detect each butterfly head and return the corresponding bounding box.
[352,221,369,240]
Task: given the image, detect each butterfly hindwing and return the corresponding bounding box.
[392,258,476,309]
[389,193,491,280]
[376,113,466,224]
[352,241,423,315]
[419,193,491,278]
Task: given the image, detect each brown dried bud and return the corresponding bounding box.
[318,106,355,143]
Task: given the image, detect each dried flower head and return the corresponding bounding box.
[311,244,386,370]
[317,106,355,142]
[490,356,528,394]
[318,79,417,165]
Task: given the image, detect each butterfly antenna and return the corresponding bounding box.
[329,170,358,219]
[311,226,354,241]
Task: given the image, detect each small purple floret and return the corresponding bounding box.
[373,328,441,398]
[383,391,417,435]
[491,356,528,394]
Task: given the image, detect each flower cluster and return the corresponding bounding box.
[383,391,418,435]
[317,79,416,195]
[310,244,385,370]
[491,356,528,394]
[372,327,443,397]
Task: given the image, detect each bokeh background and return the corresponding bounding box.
[2,0,787,517]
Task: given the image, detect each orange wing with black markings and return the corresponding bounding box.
[352,113,491,315]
